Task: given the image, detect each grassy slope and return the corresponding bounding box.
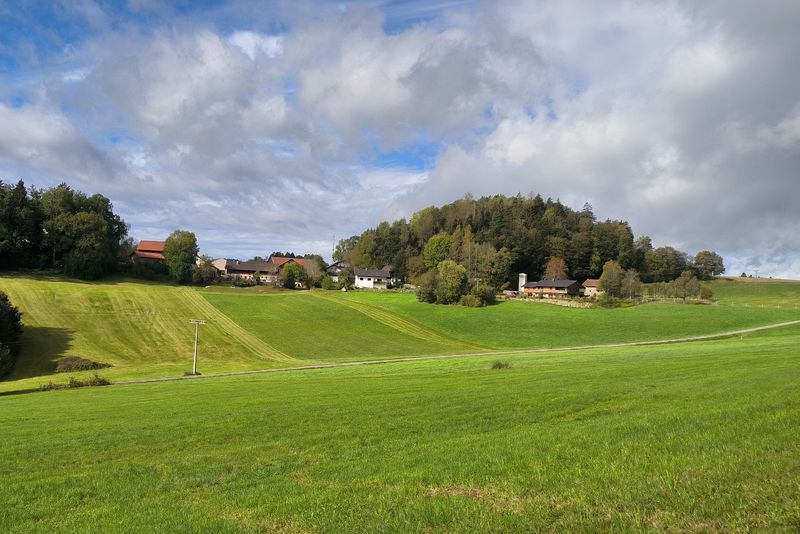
[199,290,480,361]
[0,275,302,390]
[307,281,800,349]
[1,326,798,532]
[2,275,798,392]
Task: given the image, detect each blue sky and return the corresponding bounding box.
[1,0,799,276]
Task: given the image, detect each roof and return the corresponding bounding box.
[137,240,165,252]
[134,250,165,261]
[354,268,391,278]
[270,256,305,266]
[524,279,580,289]
[583,278,600,287]
[225,260,274,273]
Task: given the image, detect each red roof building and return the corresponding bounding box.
[134,240,165,262]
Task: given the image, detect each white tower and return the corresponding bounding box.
[518,273,527,292]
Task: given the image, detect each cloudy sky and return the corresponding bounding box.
[1,1,799,277]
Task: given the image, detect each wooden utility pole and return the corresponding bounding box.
[189,319,206,375]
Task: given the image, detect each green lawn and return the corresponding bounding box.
[0,274,302,391]
[1,326,798,532]
[1,274,798,392]
[327,282,800,349]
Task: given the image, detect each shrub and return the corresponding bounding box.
[700,285,713,300]
[55,356,111,373]
[0,291,23,378]
[491,361,512,369]
[596,294,621,308]
[232,275,255,287]
[415,271,438,303]
[320,276,336,290]
[40,373,112,391]
[470,283,496,305]
[460,294,485,307]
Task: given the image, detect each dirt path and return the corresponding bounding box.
[117,319,800,386]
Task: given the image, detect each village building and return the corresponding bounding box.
[133,240,165,263]
[523,279,583,298]
[582,278,602,297]
[216,256,309,285]
[354,266,395,289]
[326,261,349,283]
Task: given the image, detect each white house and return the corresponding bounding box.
[583,279,601,297]
[354,267,394,289]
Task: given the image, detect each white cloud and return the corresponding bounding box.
[1,0,798,274]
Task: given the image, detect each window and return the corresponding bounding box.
[360,277,364,281]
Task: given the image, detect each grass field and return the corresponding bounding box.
[1,325,798,532]
[1,274,798,392]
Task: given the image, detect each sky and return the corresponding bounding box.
[1,0,799,277]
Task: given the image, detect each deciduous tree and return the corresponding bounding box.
[599,260,624,297]
[543,256,568,280]
[163,230,198,284]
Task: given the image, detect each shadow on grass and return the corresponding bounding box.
[3,326,75,381]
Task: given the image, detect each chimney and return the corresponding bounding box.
[518,273,527,292]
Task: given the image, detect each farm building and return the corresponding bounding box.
[523,279,582,298]
[583,278,602,297]
[354,266,395,289]
[326,261,349,283]
[217,256,310,285]
[133,240,165,263]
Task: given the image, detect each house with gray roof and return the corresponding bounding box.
[353,266,395,289]
[523,279,582,298]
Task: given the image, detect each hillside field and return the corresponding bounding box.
[1,274,799,391]
[1,325,799,531]
[0,274,798,530]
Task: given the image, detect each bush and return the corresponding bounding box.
[470,283,496,305]
[491,361,512,369]
[596,294,621,308]
[415,271,438,303]
[460,294,485,307]
[232,275,255,287]
[320,276,336,290]
[700,285,713,300]
[0,291,23,378]
[40,373,112,391]
[55,356,111,373]
[128,260,170,281]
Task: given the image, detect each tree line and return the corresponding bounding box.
[335,193,725,290]
[0,180,129,280]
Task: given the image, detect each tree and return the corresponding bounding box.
[645,246,688,282]
[434,260,467,304]
[415,270,438,303]
[668,270,701,302]
[599,260,624,297]
[486,247,515,290]
[423,234,452,270]
[0,291,22,378]
[280,261,308,289]
[543,256,568,280]
[333,235,360,262]
[693,251,725,280]
[337,265,355,289]
[163,230,198,284]
[193,256,219,285]
[621,269,643,299]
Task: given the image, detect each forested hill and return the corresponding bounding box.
[336,194,722,287]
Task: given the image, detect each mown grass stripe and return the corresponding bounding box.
[311,291,487,350]
[180,289,296,363]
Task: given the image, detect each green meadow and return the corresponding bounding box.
[1,274,799,392]
[1,325,799,532]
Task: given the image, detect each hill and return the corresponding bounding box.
[1,274,799,392]
[1,325,798,531]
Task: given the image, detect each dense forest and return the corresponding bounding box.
[335,194,724,288]
[0,180,130,280]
